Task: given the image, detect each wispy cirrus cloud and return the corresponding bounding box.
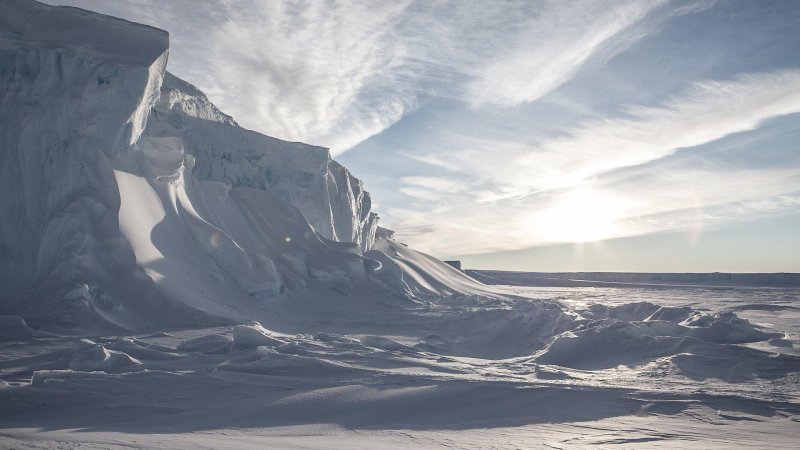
[205,0,415,154]
[400,176,467,193]
[464,0,667,107]
[408,69,800,197]
[388,69,800,254]
[515,69,800,190]
[205,0,673,154]
[46,0,673,154]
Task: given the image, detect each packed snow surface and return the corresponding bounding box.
[2,283,799,448]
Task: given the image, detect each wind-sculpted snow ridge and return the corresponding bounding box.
[145,72,379,253]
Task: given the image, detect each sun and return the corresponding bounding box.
[537,190,625,243]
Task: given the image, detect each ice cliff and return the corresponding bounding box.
[0,0,219,332]
[0,0,492,332]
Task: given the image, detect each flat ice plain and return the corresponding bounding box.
[2,276,798,449]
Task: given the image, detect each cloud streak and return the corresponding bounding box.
[408,69,800,195]
[388,69,800,254]
[517,69,800,190]
[45,0,674,154]
[465,0,666,107]
[207,0,674,154]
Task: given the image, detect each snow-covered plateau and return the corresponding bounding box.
[1,1,798,448]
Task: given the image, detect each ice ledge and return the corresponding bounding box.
[0,0,169,66]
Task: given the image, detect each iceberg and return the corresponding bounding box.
[0,0,490,333]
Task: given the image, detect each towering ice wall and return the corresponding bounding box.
[0,0,494,333]
[144,73,380,252]
[0,0,210,330]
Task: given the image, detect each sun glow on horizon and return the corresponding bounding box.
[535,190,626,244]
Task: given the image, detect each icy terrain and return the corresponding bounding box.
[1,283,798,448]
[1,1,799,448]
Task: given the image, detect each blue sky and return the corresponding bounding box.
[47,0,800,271]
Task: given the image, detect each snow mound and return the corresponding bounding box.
[666,347,800,381]
[538,321,684,369]
[360,335,410,351]
[177,334,233,354]
[538,307,787,374]
[232,322,285,348]
[680,311,778,344]
[367,239,502,300]
[581,302,660,321]
[646,305,695,322]
[217,346,358,376]
[68,339,141,372]
[106,338,181,360]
